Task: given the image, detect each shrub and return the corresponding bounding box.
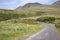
[36,17,56,23]
[36,11,44,16]
[55,20,60,28]
[19,13,27,17]
[18,19,37,24]
[55,23,60,28]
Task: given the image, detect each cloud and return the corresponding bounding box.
[0,0,23,9]
[0,0,22,5]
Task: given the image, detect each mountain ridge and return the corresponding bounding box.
[16,2,43,10]
[16,1,60,10]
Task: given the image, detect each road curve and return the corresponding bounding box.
[26,23,60,40]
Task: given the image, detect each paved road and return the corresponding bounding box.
[26,23,60,40]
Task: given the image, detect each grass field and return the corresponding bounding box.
[0,21,43,40]
[0,3,60,40]
[0,8,60,22]
[57,28,60,34]
[57,28,60,37]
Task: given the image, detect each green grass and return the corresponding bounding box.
[57,28,60,38]
[0,8,60,21]
[57,28,60,35]
[0,22,43,40]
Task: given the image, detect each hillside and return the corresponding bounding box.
[0,1,60,21]
[53,1,60,5]
[52,1,60,8]
[16,2,60,16]
[16,3,42,9]
[16,2,56,11]
[16,1,60,11]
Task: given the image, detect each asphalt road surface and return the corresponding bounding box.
[26,23,60,40]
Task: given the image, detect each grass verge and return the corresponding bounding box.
[57,28,60,35]
[0,22,43,40]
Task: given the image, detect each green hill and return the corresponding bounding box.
[0,1,60,21]
[16,2,60,15]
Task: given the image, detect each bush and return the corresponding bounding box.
[55,23,60,28]
[36,17,56,23]
[0,13,20,21]
[19,13,27,17]
[18,19,37,24]
[36,11,45,16]
[55,20,60,28]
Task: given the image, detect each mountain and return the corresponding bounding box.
[16,2,55,11]
[16,1,60,10]
[16,3,42,10]
[52,1,60,8]
[15,2,60,16]
[53,1,60,5]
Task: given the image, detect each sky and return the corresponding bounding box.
[0,0,59,9]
